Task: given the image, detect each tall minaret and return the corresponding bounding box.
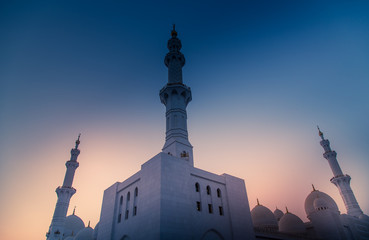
[46,135,81,240]
[318,127,363,217]
[160,25,193,166]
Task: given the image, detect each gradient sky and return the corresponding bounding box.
[1,1,369,240]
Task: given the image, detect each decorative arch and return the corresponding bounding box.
[195,182,200,192]
[125,191,131,219]
[127,192,130,201]
[206,185,211,195]
[133,187,138,216]
[200,229,224,240]
[120,235,130,240]
[217,188,221,198]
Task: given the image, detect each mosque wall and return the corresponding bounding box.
[96,151,255,240]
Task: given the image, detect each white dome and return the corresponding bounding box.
[359,214,369,222]
[305,190,339,216]
[279,212,306,234]
[313,196,329,211]
[64,215,85,237]
[75,227,94,240]
[251,205,278,230]
[273,208,284,221]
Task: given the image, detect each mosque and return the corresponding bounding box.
[46,28,369,240]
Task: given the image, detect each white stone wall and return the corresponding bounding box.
[341,214,369,240]
[97,152,255,240]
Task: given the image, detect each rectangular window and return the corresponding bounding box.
[118,213,122,223]
[208,204,213,214]
[196,201,201,211]
[125,210,129,219]
[219,206,224,216]
[133,206,137,216]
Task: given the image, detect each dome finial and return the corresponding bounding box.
[312,184,316,192]
[317,126,324,140]
[285,206,289,213]
[73,206,76,215]
[88,221,90,227]
[75,133,81,149]
[171,24,177,38]
[257,198,260,205]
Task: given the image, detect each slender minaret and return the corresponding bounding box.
[160,25,194,165]
[46,135,81,240]
[317,127,363,217]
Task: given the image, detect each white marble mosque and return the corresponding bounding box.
[46,27,369,240]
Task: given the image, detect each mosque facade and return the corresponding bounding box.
[46,28,369,240]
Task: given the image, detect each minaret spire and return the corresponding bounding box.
[317,128,363,217]
[46,135,81,240]
[317,126,324,140]
[160,26,193,165]
[171,24,177,37]
[75,133,81,149]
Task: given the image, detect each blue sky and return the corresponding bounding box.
[1,1,369,239]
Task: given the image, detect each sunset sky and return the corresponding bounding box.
[1,1,369,240]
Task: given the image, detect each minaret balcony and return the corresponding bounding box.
[66,161,79,168]
[56,186,77,198]
[323,151,337,159]
[160,84,192,106]
[330,174,351,185]
[164,51,185,67]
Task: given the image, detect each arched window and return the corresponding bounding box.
[206,186,211,195]
[125,192,131,220]
[195,183,200,192]
[217,188,221,198]
[196,201,201,211]
[219,206,224,216]
[208,204,213,213]
[118,195,124,223]
[133,187,138,216]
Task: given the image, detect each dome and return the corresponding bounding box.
[64,215,85,237]
[359,214,369,222]
[75,226,94,240]
[251,205,278,231]
[274,208,284,221]
[279,212,306,234]
[305,190,339,216]
[313,196,329,211]
[64,237,74,240]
